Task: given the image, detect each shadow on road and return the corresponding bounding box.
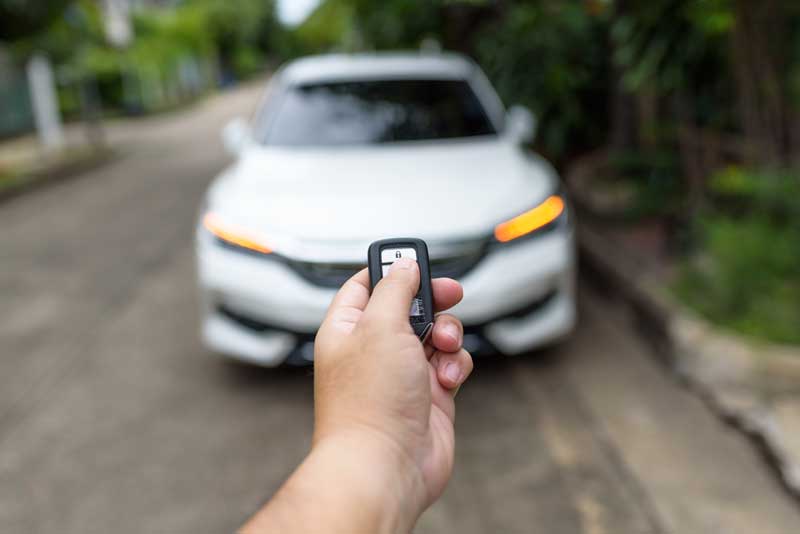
[214,342,570,389]
[215,358,314,391]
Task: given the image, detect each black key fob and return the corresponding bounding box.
[368,238,434,342]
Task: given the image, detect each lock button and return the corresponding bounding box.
[380,247,417,263]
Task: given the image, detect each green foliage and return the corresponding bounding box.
[612,0,730,93]
[0,0,74,41]
[127,7,213,74]
[612,0,735,128]
[345,0,445,50]
[180,0,281,75]
[677,169,800,345]
[609,149,684,218]
[676,215,800,344]
[10,0,106,65]
[333,0,612,162]
[295,0,357,53]
[9,0,286,114]
[476,2,611,161]
[709,166,800,217]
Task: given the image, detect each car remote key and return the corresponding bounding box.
[368,238,434,342]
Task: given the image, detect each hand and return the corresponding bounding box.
[240,259,473,534]
[314,259,473,527]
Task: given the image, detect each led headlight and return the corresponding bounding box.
[494,195,565,243]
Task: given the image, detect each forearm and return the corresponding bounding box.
[240,433,424,534]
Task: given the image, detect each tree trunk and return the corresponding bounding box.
[731,0,790,167]
[608,0,638,152]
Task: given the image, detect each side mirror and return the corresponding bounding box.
[505,105,536,145]
[222,117,251,156]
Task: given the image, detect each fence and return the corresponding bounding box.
[0,56,34,139]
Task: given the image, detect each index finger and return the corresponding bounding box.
[328,268,371,314]
[431,277,463,313]
[319,268,370,335]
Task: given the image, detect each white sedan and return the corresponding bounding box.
[196,52,576,366]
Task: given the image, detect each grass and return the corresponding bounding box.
[0,146,115,198]
[0,167,22,192]
[674,216,800,346]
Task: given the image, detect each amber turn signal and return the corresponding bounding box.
[203,213,272,254]
[494,195,565,243]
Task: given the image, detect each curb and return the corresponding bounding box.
[578,223,800,499]
[0,147,118,205]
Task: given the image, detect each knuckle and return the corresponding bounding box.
[439,313,463,330]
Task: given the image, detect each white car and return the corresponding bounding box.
[196,52,576,366]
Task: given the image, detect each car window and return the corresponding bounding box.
[257,79,497,146]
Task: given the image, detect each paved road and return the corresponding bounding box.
[1,84,799,534]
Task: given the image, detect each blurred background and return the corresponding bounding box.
[2,1,800,533]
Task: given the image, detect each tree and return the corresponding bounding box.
[477,2,612,163]
[0,0,74,42]
[730,0,799,166]
[177,0,282,78]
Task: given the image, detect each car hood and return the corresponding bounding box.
[208,139,557,261]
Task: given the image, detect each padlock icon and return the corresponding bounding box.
[395,251,402,259]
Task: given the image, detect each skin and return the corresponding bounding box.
[241,258,474,534]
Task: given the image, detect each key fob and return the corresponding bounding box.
[368,238,434,342]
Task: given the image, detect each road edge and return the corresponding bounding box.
[578,222,800,500]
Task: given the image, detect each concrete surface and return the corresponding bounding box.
[579,217,800,501]
[1,82,799,534]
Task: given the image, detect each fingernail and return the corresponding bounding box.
[443,323,461,344]
[389,258,415,272]
[444,362,461,383]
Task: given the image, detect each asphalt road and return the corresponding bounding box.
[2,83,799,534]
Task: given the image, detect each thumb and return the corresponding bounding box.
[362,258,420,331]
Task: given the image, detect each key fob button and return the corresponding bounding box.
[381,247,417,263]
[381,264,391,277]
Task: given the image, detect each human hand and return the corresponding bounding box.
[313,259,473,529]
[241,260,472,534]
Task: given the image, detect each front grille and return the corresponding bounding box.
[429,247,485,280]
[218,305,274,332]
[289,240,488,288]
[290,261,365,288]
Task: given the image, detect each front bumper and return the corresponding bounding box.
[196,229,576,366]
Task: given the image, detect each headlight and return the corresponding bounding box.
[494,195,565,243]
[202,212,272,255]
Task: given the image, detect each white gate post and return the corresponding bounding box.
[26,54,64,152]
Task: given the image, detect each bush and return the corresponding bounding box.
[335,0,612,165]
[608,148,683,219]
[10,0,286,115]
[676,169,800,345]
[709,166,800,220]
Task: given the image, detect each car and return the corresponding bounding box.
[195,52,577,366]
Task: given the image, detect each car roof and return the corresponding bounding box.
[278,52,477,85]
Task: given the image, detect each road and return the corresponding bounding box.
[1,82,799,534]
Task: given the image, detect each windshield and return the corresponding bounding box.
[257,79,497,147]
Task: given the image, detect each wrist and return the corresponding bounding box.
[242,427,428,534]
[305,430,426,533]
